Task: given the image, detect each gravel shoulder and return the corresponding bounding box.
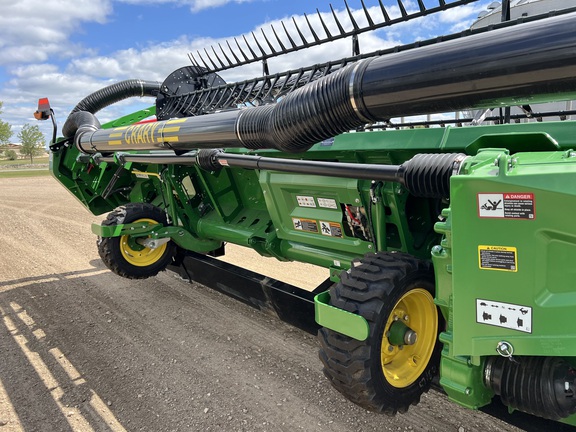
[0,176,523,432]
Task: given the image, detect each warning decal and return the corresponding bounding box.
[292,218,318,233]
[320,221,343,237]
[479,245,517,272]
[478,192,535,219]
[476,298,532,333]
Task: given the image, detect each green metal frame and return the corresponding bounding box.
[51,105,576,424]
[314,291,369,341]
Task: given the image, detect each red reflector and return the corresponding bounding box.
[34,97,51,120]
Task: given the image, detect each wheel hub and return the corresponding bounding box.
[380,288,438,388]
[120,218,167,267]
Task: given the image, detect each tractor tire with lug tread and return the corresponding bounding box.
[318,251,440,415]
[97,203,175,279]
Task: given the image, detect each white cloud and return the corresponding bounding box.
[0,0,112,66]
[437,2,491,33]
[116,0,256,12]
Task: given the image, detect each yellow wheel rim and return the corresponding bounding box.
[380,288,438,388]
[120,218,167,267]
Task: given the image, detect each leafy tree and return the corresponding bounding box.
[4,149,17,160]
[18,124,45,163]
[0,101,12,147]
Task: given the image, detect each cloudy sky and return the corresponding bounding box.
[0,0,489,144]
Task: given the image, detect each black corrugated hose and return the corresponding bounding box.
[62,79,161,138]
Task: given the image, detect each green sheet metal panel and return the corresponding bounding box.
[450,150,576,357]
[260,171,372,258]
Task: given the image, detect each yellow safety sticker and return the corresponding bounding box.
[478,245,517,272]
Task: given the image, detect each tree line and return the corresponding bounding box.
[0,100,46,163]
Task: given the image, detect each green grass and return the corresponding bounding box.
[0,169,51,178]
[0,156,50,178]
[0,157,49,166]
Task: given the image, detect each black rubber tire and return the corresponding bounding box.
[318,251,440,415]
[97,203,175,279]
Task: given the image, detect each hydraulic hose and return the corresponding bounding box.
[70,12,576,154]
[62,79,161,138]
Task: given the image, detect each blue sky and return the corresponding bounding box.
[0,0,490,144]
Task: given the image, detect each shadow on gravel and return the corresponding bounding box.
[1,267,575,432]
[0,267,108,293]
[0,272,127,431]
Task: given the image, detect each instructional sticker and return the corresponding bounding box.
[479,245,517,272]
[478,193,535,219]
[317,198,338,209]
[292,218,318,233]
[476,299,532,333]
[320,221,343,237]
[297,196,316,207]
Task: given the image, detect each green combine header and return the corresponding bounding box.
[39,0,576,427]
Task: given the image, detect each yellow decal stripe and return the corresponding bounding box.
[108,140,122,145]
[132,170,161,178]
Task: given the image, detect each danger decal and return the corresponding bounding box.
[478,193,535,219]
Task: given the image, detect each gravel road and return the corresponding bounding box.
[0,177,525,432]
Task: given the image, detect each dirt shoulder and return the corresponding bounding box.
[0,177,522,432]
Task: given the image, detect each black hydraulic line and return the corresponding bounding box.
[93,152,198,166]
[214,152,404,182]
[63,79,161,138]
[72,12,576,155]
[94,150,403,180]
[94,150,465,199]
[62,111,102,145]
[364,110,576,130]
[71,79,161,115]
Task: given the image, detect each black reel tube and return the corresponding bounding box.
[67,12,576,155]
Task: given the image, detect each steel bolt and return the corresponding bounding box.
[431,245,443,254]
[403,330,417,345]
